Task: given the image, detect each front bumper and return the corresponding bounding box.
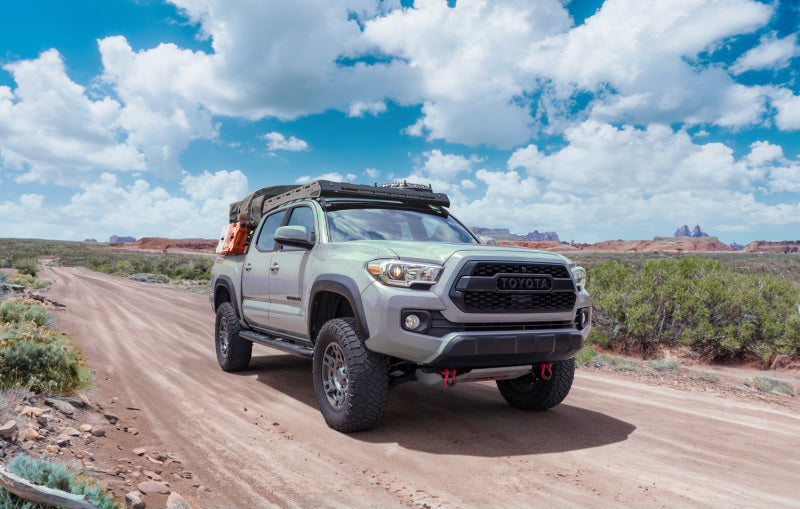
[422,329,584,368]
[361,280,591,367]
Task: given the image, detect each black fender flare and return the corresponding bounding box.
[212,276,242,320]
[309,274,370,340]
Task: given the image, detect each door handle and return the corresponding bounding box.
[270,262,279,273]
[244,263,253,272]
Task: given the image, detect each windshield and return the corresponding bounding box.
[326,207,478,244]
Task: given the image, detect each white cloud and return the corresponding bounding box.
[769,88,800,130]
[99,36,217,177]
[0,49,144,184]
[261,132,309,152]
[0,171,251,240]
[420,149,478,180]
[294,172,355,184]
[523,0,774,129]
[348,101,387,117]
[453,120,800,242]
[364,168,380,179]
[730,33,799,75]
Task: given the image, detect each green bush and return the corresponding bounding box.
[743,377,795,396]
[588,256,800,361]
[6,274,52,288]
[575,345,598,366]
[0,456,120,509]
[646,359,681,371]
[11,259,38,277]
[0,300,92,393]
[0,299,48,326]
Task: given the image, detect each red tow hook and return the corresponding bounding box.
[540,362,553,381]
[442,369,457,388]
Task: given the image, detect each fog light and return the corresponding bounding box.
[404,314,421,330]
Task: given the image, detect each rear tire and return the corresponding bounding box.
[312,318,388,432]
[496,358,575,411]
[215,302,252,371]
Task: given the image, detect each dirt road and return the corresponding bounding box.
[44,266,800,508]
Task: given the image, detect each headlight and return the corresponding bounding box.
[571,266,586,289]
[367,260,443,288]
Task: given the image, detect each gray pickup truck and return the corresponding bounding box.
[211,181,591,432]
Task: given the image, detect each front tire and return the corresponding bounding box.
[497,358,575,411]
[312,318,388,432]
[215,302,252,371]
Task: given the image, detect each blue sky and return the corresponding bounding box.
[0,0,799,244]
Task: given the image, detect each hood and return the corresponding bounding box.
[341,241,573,266]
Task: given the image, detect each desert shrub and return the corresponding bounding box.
[0,456,120,509]
[0,338,92,393]
[575,345,598,366]
[743,377,795,396]
[11,259,38,277]
[6,274,52,288]
[0,301,92,393]
[586,354,641,372]
[646,359,681,371]
[0,299,48,326]
[588,256,800,360]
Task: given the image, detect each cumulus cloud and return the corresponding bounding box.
[261,132,309,152]
[452,120,800,241]
[0,171,249,240]
[0,49,144,184]
[294,172,357,184]
[769,88,800,131]
[524,0,774,129]
[730,33,799,75]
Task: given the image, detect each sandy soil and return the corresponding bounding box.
[42,266,800,508]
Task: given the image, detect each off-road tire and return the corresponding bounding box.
[312,318,388,432]
[215,302,252,371]
[496,358,575,411]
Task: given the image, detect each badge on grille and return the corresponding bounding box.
[496,276,552,291]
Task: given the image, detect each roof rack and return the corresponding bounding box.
[261,180,450,212]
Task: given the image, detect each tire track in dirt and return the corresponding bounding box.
[43,266,800,508]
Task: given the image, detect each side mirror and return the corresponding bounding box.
[274,225,314,249]
[479,235,497,245]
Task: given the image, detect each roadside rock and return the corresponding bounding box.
[138,480,170,495]
[133,447,147,456]
[62,426,81,437]
[80,424,93,433]
[0,420,18,439]
[19,406,43,418]
[25,427,40,441]
[91,427,106,437]
[125,491,147,509]
[45,398,76,415]
[167,492,192,509]
[104,413,119,425]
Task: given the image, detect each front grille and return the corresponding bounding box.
[471,263,570,278]
[463,291,576,311]
[450,260,576,313]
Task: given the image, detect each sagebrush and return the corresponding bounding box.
[588,256,800,360]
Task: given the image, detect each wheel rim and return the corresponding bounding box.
[218,317,230,355]
[322,342,348,409]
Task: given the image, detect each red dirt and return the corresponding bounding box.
[112,237,217,254]
[40,266,800,508]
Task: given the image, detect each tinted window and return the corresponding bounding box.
[256,210,286,251]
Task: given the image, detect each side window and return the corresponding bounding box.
[256,210,286,251]
[287,206,315,241]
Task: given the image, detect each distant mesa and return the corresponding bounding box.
[109,235,136,244]
[729,242,744,251]
[83,239,97,243]
[673,224,709,238]
[741,240,800,253]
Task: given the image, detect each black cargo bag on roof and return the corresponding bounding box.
[228,185,299,224]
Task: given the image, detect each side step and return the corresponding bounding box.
[239,330,313,358]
